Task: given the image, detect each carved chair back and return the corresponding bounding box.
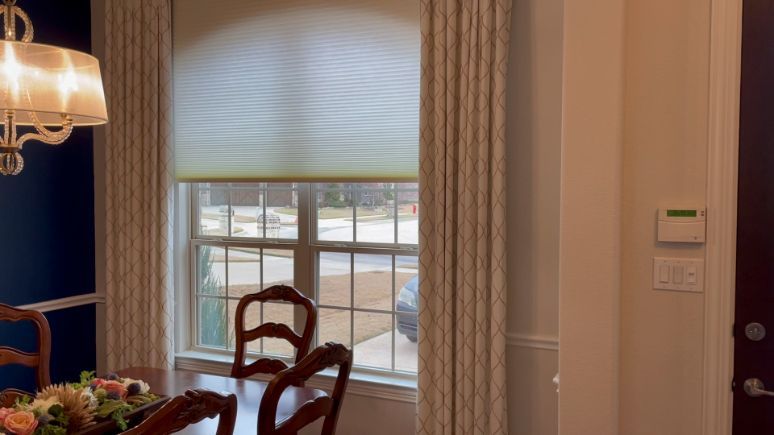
[123,388,237,435]
[257,342,352,435]
[0,303,51,406]
[230,285,317,379]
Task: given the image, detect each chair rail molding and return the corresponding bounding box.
[702,0,742,434]
[506,332,559,352]
[17,293,105,313]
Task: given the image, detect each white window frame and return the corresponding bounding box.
[174,182,419,389]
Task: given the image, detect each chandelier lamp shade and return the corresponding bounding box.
[0,0,107,175]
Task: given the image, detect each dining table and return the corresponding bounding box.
[117,367,325,434]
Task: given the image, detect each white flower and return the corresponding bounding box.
[25,396,61,414]
[80,389,98,409]
[121,378,150,394]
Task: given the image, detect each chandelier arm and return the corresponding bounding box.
[17,113,74,148]
[3,110,14,145]
[1,1,31,43]
[13,6,32,42]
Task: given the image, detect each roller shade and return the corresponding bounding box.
[173,0,419,182]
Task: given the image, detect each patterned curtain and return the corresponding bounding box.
[417,0,511,434]
[104,0,174,370]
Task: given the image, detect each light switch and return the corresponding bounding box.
[686,266,697,284]
[673,265,684,284]
[659,264,670,283]
[653,257,704,293]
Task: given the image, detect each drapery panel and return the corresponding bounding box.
[104,0,174,370]
[417,0,511,434]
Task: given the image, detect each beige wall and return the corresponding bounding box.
[558,0,625,433]
[506,0,563,433]
[558,0,714,433]
[619,0,711,434]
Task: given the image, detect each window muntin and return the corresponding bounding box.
[190,182,418,375]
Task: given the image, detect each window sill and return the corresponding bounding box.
[174,350,418,404]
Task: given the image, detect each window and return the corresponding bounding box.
[173,0,420,380]
[190,182,419,374]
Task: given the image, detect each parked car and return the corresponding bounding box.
[396,275,418,342]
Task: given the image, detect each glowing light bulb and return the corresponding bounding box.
[2,43,21,98]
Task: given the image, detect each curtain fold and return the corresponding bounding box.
[104,0,174,370]
[417,0,511,434]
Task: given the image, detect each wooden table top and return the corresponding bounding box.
[117,367,325,434]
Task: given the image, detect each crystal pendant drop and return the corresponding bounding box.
[0,151,23,175]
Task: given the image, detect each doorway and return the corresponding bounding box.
[733,0,774,432]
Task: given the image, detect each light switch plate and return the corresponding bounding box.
[652,257,704,293]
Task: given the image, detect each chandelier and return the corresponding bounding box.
[0,0,107,175]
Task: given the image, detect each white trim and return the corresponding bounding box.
[16,293,105,313]
[174,351,417,404]
[90,0,108,380]
[702,0,742,434]
[506,332,559,352]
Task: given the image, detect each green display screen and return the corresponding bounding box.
[667,209,697,218]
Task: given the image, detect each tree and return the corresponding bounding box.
[198,246,227,347]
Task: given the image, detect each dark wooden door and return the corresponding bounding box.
[734,1,774,432]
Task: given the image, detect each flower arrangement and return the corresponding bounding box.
[0,371,159,435]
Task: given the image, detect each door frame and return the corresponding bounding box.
[702,0,743,433]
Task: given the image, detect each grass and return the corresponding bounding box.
[212,249,295,263]
[221,271,417,355]
[276,207,387,219]
[201,212,256,223]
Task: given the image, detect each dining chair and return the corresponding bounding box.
[0,303,51,407]
[231,285,317,379]
[257,342,352,435]
[123,388,237,435]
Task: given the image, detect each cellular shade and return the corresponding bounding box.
[173,0,419,182]
[0,41,107,126]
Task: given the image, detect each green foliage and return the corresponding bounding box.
[15,395,31,406]
[198,245,227,347]
[69,370,96,389]
[47,404,64,418]
[320,184,351,207]
[96,400,133,431]
[80,371,96,384]
[34,425,67,435]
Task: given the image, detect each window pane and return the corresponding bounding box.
[228,248,261,299]
[316,186,354,242]
[394,315,418,372]
[197,246,226,296]
[354,254,393,311]
[262,302,295,358]
[395,255,419,305]
[353,312,393,370]
[356,191,396,244]
[230,188,262,238]
[198,189,229,236]
[229,298,261,354]
[262,249,295,288]
[319,252,351,308]
[266,188,299,240]
[397,189,419,244]
[199,297,227,348]
[395,257,418,372]
[318,308,352,348]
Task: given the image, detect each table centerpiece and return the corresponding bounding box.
[0,371,167,435]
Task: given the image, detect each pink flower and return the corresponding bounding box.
[3,411,38,435]
[0,407,14,424]
[102,380,128,398]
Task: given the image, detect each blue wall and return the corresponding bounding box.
[0,0,97,392]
